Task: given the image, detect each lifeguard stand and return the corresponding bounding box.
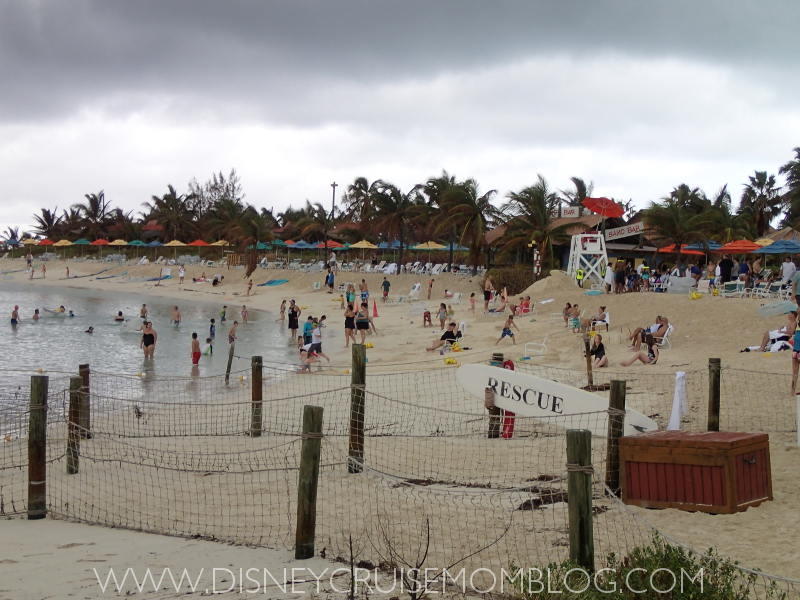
[566,234,608,287]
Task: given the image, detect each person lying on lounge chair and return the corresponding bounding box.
[754,311,797,352]
[629,316,668,351]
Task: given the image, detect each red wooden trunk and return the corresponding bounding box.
[619,431,772,514]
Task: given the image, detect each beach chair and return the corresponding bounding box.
[287,258,301,270]
[409,283,422,301]
[375,260,386,272]
[384,263,397,274]
[459,264,470,275]
[550,310,566,324]
[696,279,712,294]
[218,257,227,266]
[421,262,433,274]
[525,335,549,356]
[431,264,442,275]
[720,281,745,298]
[658,324,675,349]
[312,281,321,291]
[206,260,214,267]
[444,323,468,351]
[450,292,463,305]
[440,263,449,273]
[0,252,8,260]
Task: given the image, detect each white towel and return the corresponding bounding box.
[667,371,687,430]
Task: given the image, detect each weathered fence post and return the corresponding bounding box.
[567,429,594,572]
[78,363,91,439]
[28,375,49,520]
[225,343,235,383]
[582,328,594,388]
[707,358,721,432]
[486,388,502,439]
[348,344,366,473]
[605,380,626,496]
[251,356,263,437]
[67,376,83,475]
[295,405,324,559]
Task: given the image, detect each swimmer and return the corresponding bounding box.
[32,309,40,321]
[11,305,19,325]
[172,306,181,326]
[191,332,201,365]
[85,326,94,334]
[209,318,216,337]
[228,321,238,344]
[202,338,213,355]
[114,311,125,322]
[68,310,75,318]
[275,300,286,323]
[141,321,157,359]
[140,304,148,318]
[56,305,65,313]
[220,305,227,322]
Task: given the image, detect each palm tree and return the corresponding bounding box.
[643,198,706,265]
[297,201,335,257]
[739,171,783,237]
[2,226,20,242]
[60,208,83,239]
[559,177,594,207]
[436,179,499,274]
[142,185,197,241]
[779,147,800,228]
[668,184,710,215]
[72,191,112,239]
[500,176,571,270]
[205,198,248,243]
[364,182,425,273]
[32,207,63,239]
[343,177,380,223]
[423,170,459,266]
[699,202,752,244]
[226,207,274,278]
[109,209,142,241]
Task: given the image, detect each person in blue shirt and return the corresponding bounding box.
[303,316,314,345]
[209,318,216,337]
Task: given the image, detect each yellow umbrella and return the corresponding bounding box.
[413,241,446,250]
[163,239,186,259]
[755,238,773,246]
[349,240,378,249]
[21,238,38,245]
[211,240,229,246]
[108,239,128,246]
[54,239,73,259]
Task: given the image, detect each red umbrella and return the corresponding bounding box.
[37,239,55,246]
[90,239,110,245]
[187,240,211,246]
[582,197,625,219]
[717,240,761,254]
[657,244,704,256]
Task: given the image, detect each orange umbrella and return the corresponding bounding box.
[718,240,761,254]
[657,244,704,256]
[37,239,55,246]
[187,239,210,247]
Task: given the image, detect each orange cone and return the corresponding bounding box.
[373,300,379,317]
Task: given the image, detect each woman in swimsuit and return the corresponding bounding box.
[620,334,658,367]
[589,334,608,368]
[343,303,356,348]
[275,300,286,323]
[141,321,157,360]
[355,302,370,344]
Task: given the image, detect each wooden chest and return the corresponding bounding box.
[619,431,772,514]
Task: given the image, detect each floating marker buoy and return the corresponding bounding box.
[37,368,43,373]
[345,369,350,374]
[137,372,143,377]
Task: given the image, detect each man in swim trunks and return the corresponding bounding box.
[11,305,19,325]
[140,304,148,318]
[484,274,494,312]
[191,332,201,365]
[228,321,238,344]
[360,279,369,303]
[381,277,391,302]
[172,306,181,326]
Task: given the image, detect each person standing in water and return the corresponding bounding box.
[41,264,46,279]
[11,305,19,325]
[191,332,201,365]
[275,300,286,323]
[228,321,239,344]
[209,318,216,337]
[172,306,181,327]
[287,300,301,338]
[140,304,148,318]
[32,309,40,321]
[220,305,227,322]
[141,321,157,359]
[66,266,70,279]
[247,279,253,297]
[241,305,248,324]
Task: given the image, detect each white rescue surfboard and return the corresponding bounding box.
[757,300,797,318]
[457,364,658,437]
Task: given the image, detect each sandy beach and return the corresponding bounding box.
[2,257,800,595]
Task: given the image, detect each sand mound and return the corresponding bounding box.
[522,270,577,297]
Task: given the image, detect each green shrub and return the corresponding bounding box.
[506,533,783,600]
[483,267,535,296]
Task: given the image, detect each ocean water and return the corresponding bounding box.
[0,284,296,394]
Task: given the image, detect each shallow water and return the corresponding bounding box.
[1,284,296,394]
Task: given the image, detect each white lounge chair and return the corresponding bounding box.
[384,263,397,274]
[409,283,422,301]
[591,312,610,331]
[450,292,463,305]
[312,281,321,291]
[525,335,549,356]
[431,264,442,275]
[658,324,675,349]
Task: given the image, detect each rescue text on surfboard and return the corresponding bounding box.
[486,377,564,414]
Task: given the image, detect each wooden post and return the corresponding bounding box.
[78,363,91,439]
[348,344,366,473]
[604,380,626,496]
[567,429,594,572]
[582,328,594,388]
[66,376,82,475]
[295,405,324,559]
[251,356,263,437]
[225,343,235,383]
[28,375,49,520]
[707,358,721,432]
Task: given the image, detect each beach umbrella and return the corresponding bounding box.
[683,240,722,252]
[412,241,446,250]
[718,240,761,254]
[188,239,210,247]
[164,239,187,259]
[656,244,704,256]
[127,239,147,258]
[108,239,128,246]
[755,238,774,246]
[146,240,163,247]
[53,239,72,259]
[22,238,39,245]
[349,239,378,261]
[211,240,229,246]
[90,238,109,259]
[37,239,55,246]
[582,197,625,219]
[72,238,90,257]
[752,240,800,254]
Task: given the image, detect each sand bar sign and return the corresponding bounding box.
[605,221,643,241]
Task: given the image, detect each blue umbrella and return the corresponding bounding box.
[683,240,722,252]
[291,240,315,249]
[752,240,800,254]
[147,240,164,247]
[442,242,469,251]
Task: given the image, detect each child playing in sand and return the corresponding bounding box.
[339,294,345,310]
[495,315,519,345]
[437,303,447,330]
[469,292,475,313]
[423,310,432,327]
[446,304,455,319]
[228,321,238,344]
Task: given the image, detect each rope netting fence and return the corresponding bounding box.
[1,362,798,597]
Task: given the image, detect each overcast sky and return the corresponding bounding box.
[1,0,799,232]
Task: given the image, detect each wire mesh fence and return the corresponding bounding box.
[1,359,798,596]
